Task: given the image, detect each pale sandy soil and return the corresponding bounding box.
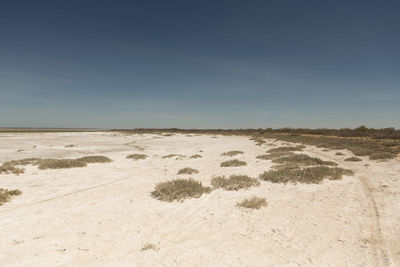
[0,132,399,266]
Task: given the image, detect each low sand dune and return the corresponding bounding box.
[0,132,399,266]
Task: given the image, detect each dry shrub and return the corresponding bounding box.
[220,159,247,167]
[151,179,211,202]
[237,197,267,209]
[177,167,199,175]
[221,151,244,157]
[0,189,22,205]
[127,154,148,160]
[344,157,362,162]
[190,154,202,159]
[65,144,76,148]
[259,166,353,184]
[211,175,260,190]
[335,152,345,156]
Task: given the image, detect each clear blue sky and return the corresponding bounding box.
[1,0,399,129]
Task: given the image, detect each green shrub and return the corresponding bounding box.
[272,154,338,166]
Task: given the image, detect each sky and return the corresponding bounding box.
[1,0,399,129]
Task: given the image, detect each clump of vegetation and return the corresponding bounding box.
[221,151,244,157]
[162,154,185,159]
[177,167,199,175]
[335,152,345,156]
[78,156,112,163]
[0,158,42,175]
[0,156,112,172]
[211,175,260,190]
[267,145,305,153]
[249,136,266,146]
[141,243,157,251]
[0,189,22,205]
[237,197,267,209]
[259,166,353,184]
[151,179,211,202]
[190,154,202,159]
[126,154,148,160]
[256,151,296,160]
[38,159,87,169]
[163,133,174,137]
[65,144,76,148]
[272,154,338,166]
[220,159,247,167]
[344,157,362,162]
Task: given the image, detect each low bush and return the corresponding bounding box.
[211,175,260,190]
[126,154,148,160]
[0,189,22,205]
[220,159,247,167]
[237,197,267,209]
[177,167,199,175]
[151,179,211,202]
[221,151,244,157]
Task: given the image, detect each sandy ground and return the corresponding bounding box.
[0,132,399,266]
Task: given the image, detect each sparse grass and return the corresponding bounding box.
[250,136,266,146]
[141,243,157,251]
[237,197,267,209]
[126,154,148,160]
[259,166,353,184]
[151,179,211,202]
[190,154,202,159]
[0,189,22,205]
[335,152,345,156]
[221,150,244,157]
[177,167,199,175]
[345,157,362,162]
[220,159,247,167]
[211,175,260,190]
[272,154,338,166]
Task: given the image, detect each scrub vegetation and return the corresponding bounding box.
[0,156,112,174]
[221,151,244,157]
[237,197,267,209]
[177,167,199,175]
[126,154,148,160]
[211,175,260,190]
[220,159,247,167]
[151,179,211,202]
[0,189,22,205]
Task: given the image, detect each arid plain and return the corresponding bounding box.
[0,131,399,266]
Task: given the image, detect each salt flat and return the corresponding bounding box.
[0,132,399,266]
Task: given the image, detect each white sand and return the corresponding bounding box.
[0,132,399,266]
